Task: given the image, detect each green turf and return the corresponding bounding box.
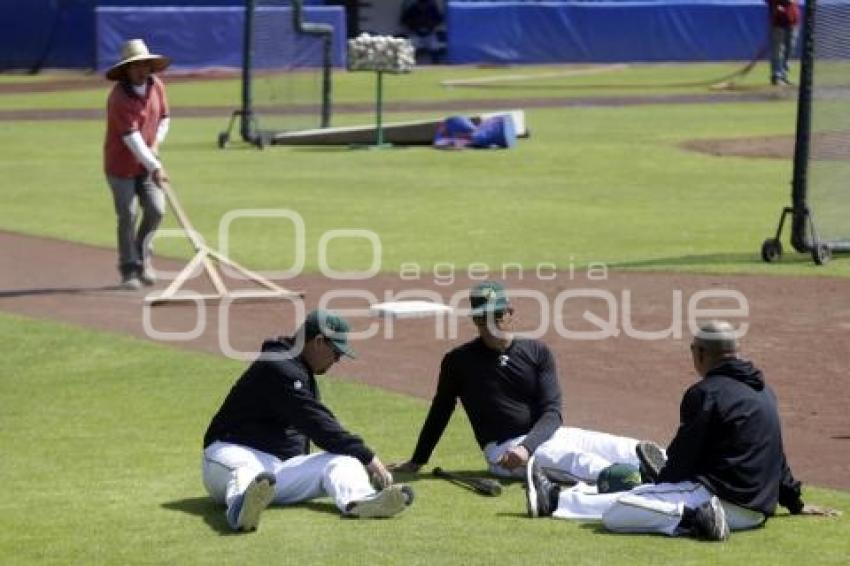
[0,62,785,110]
[0,62,846,278]
[0,313,847,565]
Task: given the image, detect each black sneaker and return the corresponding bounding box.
[691,496,730,541]
[399,484,415,507]
[636,441,667,483]
[526,456,560,518]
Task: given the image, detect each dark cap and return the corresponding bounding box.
[300,309,356,358]
[469,281,510,316]
[597,463,642,494]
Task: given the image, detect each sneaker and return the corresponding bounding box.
[138,268,156,286]
[540,466,580,487]
[226,472,276,532]
[691,496,730,541]
[399,484,415,507]
[345,484,412,518]
[120,276,142,291]
[636,441,667,483]
[526,455,560,518]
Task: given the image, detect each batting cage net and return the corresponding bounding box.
[792,0,850,253]
[220,0,332,147]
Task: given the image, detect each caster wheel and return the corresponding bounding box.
[760,238,782,263]
[217,132,229,149]
[812,242,831,265]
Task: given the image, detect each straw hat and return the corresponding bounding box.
[106,39,171,81]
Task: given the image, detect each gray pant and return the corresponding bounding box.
[107,173,165,278]
[770,26,798,83]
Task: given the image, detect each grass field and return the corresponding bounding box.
[1,313,848,565]
[1,63,846,276]
[1,63,848,564]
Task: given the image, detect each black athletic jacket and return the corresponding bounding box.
[658,358,804,516]
[203,338,374,465]
[411,337,562,464]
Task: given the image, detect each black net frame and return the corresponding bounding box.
[790,0,850,254]
[234,0,333,147]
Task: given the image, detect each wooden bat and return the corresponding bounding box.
[432,467,502,496]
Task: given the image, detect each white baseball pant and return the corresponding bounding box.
[555,480,765,535]
[202,441,376,514]
[484,426,646,480]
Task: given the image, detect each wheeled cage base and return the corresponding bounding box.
[217,110,272,150]
[761,206,836,266]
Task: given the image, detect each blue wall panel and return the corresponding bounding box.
[0,1,332,71]
[447,1,774,64]
[96,6,346,73]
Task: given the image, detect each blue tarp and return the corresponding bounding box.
[447,1,774,64]
[96,6,347,72]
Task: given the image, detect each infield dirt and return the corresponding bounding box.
[1,230,847,490]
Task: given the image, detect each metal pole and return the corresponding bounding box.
[240,0,256,142]
[375,71,384,146]
[790,0,817,252]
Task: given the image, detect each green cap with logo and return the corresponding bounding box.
[596,463,642,494]
[301,309,356,358]
[469,281,510,316]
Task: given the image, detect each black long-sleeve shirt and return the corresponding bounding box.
[658,358,804,516]
[203,338,374,465]
[411,337,562,465]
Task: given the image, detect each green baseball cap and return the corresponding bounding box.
[301,309,356,358]
[469,281,510,316]
[596,463,642,494]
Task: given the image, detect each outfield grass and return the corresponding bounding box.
[0,62,783,110]
[1,63,846,276]
[0,313,847,565]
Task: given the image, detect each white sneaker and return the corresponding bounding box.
[138,269,156,286]
[345,485,411,518]
[120,276,141,291]
[227,473,276,532]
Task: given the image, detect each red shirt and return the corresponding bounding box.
[767,0,800,27]
[103,75,169,177]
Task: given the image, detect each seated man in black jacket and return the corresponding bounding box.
[527,320,840,540]
[391,281,663,484]
[202,310,413,532]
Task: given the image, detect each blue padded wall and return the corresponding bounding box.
[447,1,775,64]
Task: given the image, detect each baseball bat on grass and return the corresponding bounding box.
[432,467,502,496]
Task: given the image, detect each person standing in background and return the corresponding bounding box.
[103,39,171,290]
[766,0,800,86]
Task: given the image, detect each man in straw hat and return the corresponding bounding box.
[103,38,171,290]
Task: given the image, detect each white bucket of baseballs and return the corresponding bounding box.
[347,33,415,74]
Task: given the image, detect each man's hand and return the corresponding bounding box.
[799,504,843,517]
[387,461,422,474]
[152,167,169,188]
[496,445,530,470]
[366,456,394,489]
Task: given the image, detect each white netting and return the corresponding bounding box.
[347,34,415,74]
